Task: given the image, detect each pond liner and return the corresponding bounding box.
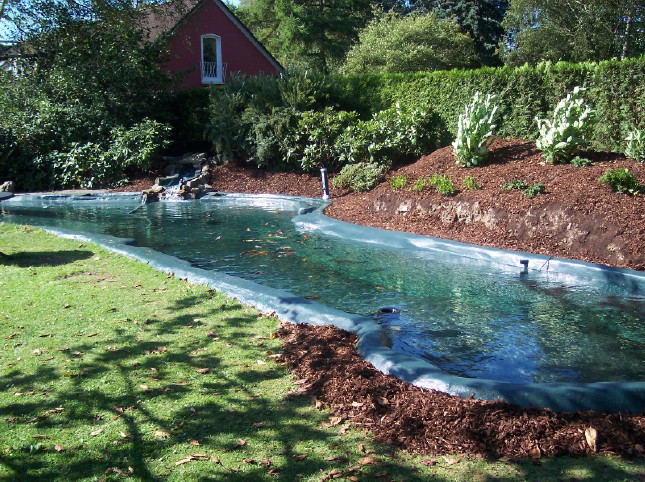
[19,191,644,414]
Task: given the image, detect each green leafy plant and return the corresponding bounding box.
[389,174,408,190]
[624,128,644,163]
[462,175,481,190]
[410,176,434,192]
[570,156,593,168]
[536,86,595,164]
[337,103,439,166]
[599,168,643,195]
[524,183,546,197]
[331,162,389,192]
[429,173,457,196]
[452,92,499,167]
[502,179,528,190]
[299,108,359,171]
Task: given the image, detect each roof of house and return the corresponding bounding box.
[139,0,283,73]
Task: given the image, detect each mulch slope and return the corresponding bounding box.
[278,322,645,460]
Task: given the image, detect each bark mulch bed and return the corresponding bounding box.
[278,322,645,460]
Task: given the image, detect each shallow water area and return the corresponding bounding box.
[2,193,644,388]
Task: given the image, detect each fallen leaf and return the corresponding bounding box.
[261,459,272,467]
[256,360,266,365]
[585,427,598,452]
[422,458,437,466]
[54,444,64,452]
[293,454,307,461]
[442,456,461,466]
[87,333,98,338]
[243,458,256,464]
[189,439,201,446]
[90,429,103,436]
[358,456,380,466]
[154,430,170,438]
[234,438,246,448]
[267,468,280,476]
[139,384,150,392]
[529,446,541,460]
[195,368,210,374]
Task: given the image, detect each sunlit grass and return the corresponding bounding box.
[1,224,643,481]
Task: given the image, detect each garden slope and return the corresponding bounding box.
[211,138,644,271]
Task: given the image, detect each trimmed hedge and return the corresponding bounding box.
[333,57,644,153]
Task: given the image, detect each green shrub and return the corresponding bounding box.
[331,162,389,192]
[299,108,359,171]
[337,103,439,166]
[599,168,643,195]
[462,175,481,190]
[524,183,546,197]
[570,156,593,168]
[502,179,528,190]
[110,119,171,172]
[536,86,596,164]
[624,128,644,163]
[452,92,498,167]
[389,174,408,190]
[429,173,457,196]
[410,176,434,192]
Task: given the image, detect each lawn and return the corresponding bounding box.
[1,223,644,481]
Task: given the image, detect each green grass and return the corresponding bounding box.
[1,224,644,481]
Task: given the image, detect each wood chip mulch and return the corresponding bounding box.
[278,322,645,460]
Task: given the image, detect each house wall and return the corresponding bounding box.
[164,0,280,90]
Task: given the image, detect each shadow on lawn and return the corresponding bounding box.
[2,287,644,481]
[1,250,94,267]
[0,301,428,481]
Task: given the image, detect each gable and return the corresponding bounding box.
[141,0,282,89]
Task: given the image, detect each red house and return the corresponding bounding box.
[142,0,283,90]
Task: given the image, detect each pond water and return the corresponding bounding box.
[2,193,644,385]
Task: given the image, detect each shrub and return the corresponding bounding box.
[599,168,643,195]
[452,92,499,167]
[524,183,545,197]
[389,174,408,190]
[502,179,528,190]
[624,128,644,163]
[299,108,359,171]
[337,103,439,166]
[462,175,481,190]
[331,162,389,192]
[570,156,593,168]
[109,119,171,172]
[429,173,457,196]
[410,176,434,192]
[536,86,595,164]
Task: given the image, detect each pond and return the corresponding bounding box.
[2,192,644,411]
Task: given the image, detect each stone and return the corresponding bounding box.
[0,181,15,193]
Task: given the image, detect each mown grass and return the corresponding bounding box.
[1,223,644,481]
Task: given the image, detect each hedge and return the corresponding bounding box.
[332,57,644,153]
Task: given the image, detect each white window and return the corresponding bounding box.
[201,34,223,84]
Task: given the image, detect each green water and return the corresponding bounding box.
[2,194,644,384]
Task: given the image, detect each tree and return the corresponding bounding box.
[237,0,373,72]
[502,0,645,65]
[0,0,173,189]
[342,11,477,74]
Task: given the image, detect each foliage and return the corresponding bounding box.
[536,87,595,164]
[299,108,359,171]
[502,0,644,65]
[429,173,456,196]
[0,0,173,190]
[335,57,643,155]
[389,174,408,190]
[237,0,373,72]
[462,175,481,190]
[410,176,434,192]
[342,11,476,74]
[624,128,644,163]
[570,156,593,168]
[502,179,528,190]
[523,182,545,197]
[331,161,389,192]
[39,120,171,189]
[337,103,440,166]
[599,168,644,195]
[452,92,499,167]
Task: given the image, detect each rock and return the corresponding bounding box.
[0,181,15,193]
